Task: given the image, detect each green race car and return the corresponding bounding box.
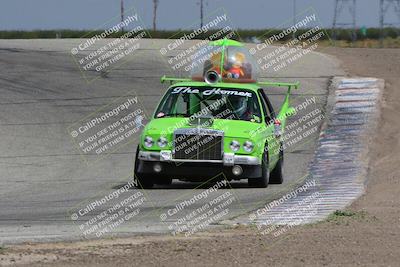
[134,39,298,188]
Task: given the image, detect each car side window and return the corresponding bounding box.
[259,89,276,119]
[258,89,271,122]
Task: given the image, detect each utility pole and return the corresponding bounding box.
[380,0,400,47]
[332,0,357,45]
[293,0,297,40]
[120,0,124,32]
[200,0,204,28]
[153,0,159,31]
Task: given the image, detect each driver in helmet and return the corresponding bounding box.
[228,95,251,120]
[213,95,259,122]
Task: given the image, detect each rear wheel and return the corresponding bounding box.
[269,144,284,184]
[248,150,269,188]
[134,146,154,189]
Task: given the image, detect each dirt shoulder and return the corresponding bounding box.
[1,47,400,267]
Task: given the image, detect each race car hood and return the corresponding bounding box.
[143,117,264,139]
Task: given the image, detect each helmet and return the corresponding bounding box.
[227,95,248,118]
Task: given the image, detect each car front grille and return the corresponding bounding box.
[173,128,223,160]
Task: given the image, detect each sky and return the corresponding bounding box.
[0,0,398,30]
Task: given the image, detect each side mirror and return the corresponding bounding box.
[285,107,296,117]
[134,115,147,128]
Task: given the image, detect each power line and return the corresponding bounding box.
[153,0,160,31]
[332,0,357,44]
[120,0,124,32]
[200,0,204,27]
[197,0,208,28]
[380,0,400,46]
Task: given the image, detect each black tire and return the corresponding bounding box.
[248,150,269,188]
[154,177,172,186]
[134,146,154,189]
[269,146,284,184]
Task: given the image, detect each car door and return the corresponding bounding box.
[257,88,280,167]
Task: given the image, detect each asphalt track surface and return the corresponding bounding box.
[0,39,344,244]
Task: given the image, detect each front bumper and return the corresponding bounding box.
[136,150,262,180]
[138,150,261,166]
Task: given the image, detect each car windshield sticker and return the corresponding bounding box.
[171,87,252,97]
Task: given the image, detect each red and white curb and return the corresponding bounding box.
[234,77,383,226]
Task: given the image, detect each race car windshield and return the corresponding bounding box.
[155,87,262,123]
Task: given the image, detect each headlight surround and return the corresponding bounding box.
[243,140,254,152]
[230,140,240,152]
[144,136,154,148]
[157,137,168,148]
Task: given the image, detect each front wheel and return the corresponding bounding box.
[134,146,154,189]
[248,151,269,188]
[269,145,284,184]
[154,177,172,186]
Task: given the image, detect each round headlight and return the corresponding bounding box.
[157,137,168,148]
[230,140,240,152]
[144,136,154,148]
[243,140,254,152]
